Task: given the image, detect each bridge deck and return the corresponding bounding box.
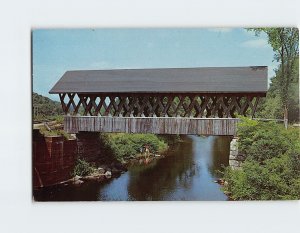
[64,116,240,136]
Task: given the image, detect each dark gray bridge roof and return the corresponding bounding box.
[49,66,268,94]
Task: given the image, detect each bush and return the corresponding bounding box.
[223,118,300,200]
[237,118,291,162]
[100,133,169,160]
[39,127,71,140]
[224,155,300,200]
[72,159,94,177]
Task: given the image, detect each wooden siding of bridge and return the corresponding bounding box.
[64,116,240,136]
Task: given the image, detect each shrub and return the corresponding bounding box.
[100,133,169,160]
[237,118,291,162]
[224,154,300,200]
[223,118,300,200]
[72,159,94,177]
[39,127,71,140]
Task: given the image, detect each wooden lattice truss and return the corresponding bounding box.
[59,93,262,118]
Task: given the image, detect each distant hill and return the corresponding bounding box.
[33,92,63,121]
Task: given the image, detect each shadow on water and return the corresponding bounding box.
[34,135,230,201]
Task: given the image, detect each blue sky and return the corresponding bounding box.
[33,28,277,101]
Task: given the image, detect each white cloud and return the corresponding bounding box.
[240,38,269,48]
[208,28,233,33]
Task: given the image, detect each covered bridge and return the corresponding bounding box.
[49,66,268,135]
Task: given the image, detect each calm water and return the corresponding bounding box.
[34,135,230,201]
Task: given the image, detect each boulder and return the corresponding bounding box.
[74,179,84,185]
[145,158,151,164]
[229,159,240,168]
[97,167,105,174]
[111,167,121,175]
[236,154,246,161]
[81,176,97,181]
[112,162,127,171]
[105,167,112,172]
[105,171,112,177]
[230,150,238,156]
[74,175,81,180]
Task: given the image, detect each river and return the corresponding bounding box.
[34,135,230,201]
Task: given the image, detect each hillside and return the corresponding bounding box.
[33,92,63,121]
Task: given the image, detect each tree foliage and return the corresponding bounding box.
[72,159,95,177]
[237,118,291,162]
[248,28,299,124]
[33,92,63,121]
[224,154,300,200]
[99,133,169,160]
[224,118,300,200]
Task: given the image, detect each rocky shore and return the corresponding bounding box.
[64,153,166,187]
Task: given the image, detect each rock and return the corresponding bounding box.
[145,157,152,164]
[81,176,94,181]
[236,154,246,161]
[229,159,240,167]
[224,191,231,195]
[105,171,112,177]
[230,150,238,156]
[229,154,237,160]
[113,162,127,171]
[215,179,225,185]
[97,167,105,174]
[74,175,82,181]
[230,146,237,151]
[74,179,84,185]
[111,167,121,175]
[83,174,105,181]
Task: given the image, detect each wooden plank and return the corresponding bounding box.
[59,93,264,118]
[59,93,67,114]
[64,116,240,136]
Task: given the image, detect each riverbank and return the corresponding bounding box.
[64,153,169,187]
[34,133,182,190]
[221,118,300,200]
[33,122,183,190]
[33,135,230,201]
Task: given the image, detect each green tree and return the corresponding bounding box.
[223,118,300,200]
[249,28,299,128]
[32,92,63,121]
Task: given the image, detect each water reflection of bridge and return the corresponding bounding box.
[50,66,267,136]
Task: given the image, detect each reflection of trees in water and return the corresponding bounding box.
[126,136,230,200]
[127,136,197,200]
[209,136,230,176]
